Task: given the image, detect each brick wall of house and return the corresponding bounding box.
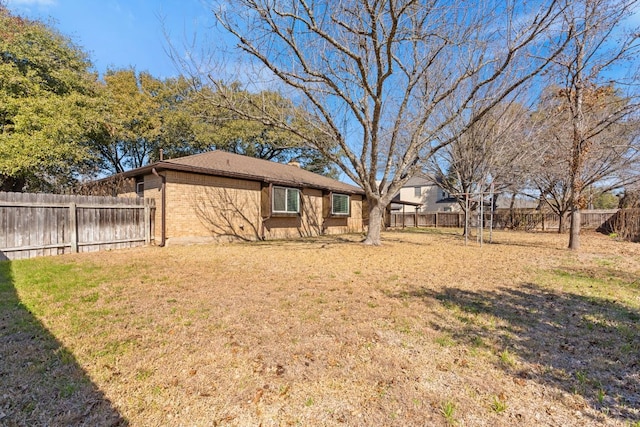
[137,170,364,243]
[262,189,364,240]
[164,171,262,241]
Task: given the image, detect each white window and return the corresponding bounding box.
[414,186,422,197]
[332,193,350,215]
[273,186,300,214]
[136,182,144,198]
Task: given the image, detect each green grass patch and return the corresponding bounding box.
[8,258,113,315]
[435,334,456,347]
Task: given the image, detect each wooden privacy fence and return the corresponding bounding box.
[491,209,620,231]
[389,211,464,228]
[390,209,619,232]
[0,192,155,261]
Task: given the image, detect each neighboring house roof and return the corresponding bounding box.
[495,197,539,209]
[118,151,364,195]
[402,174,438,187]
[391,194,423,206]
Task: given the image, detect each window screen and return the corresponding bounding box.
[332,193,350,215]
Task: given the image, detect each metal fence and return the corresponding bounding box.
[0,192,155,260]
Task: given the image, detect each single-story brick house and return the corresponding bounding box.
[114,151,365,245]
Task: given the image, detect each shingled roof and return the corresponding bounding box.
[121,150,364,195]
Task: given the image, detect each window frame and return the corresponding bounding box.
[331,193,350,216]
[439,188,450,201]
[414,186,422,198]
[272,186,301,215]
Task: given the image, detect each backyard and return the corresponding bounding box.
[1,229,639,426]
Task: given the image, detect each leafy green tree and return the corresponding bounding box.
[190,84,340,177]
[91,72,338,177]
[591,190,619,209]
[0,6,98,192]
[88,69,193,173]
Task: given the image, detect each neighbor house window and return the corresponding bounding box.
[136,182,144,198]
[273,186,300,214]
[332,193,350,215]
[414,186,422,197]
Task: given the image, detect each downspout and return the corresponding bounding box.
[152,167,166,247]
[260,183,272,240]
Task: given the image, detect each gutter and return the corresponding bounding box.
[114,161,364,196]
[151,167,166,247]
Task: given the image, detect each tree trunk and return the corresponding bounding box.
[363,200,384,246]
[568,208,581,250]
[567,32,586,250]
[558,212,564,234]
[508,193,516,229]
[462,207,470,237]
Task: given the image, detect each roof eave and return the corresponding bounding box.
[116,161,364,195]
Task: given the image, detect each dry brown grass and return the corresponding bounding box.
[2,229,639,426]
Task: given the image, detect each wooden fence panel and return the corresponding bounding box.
[390,209,619,233]
[0,192,155,260]
[390,212,464,228]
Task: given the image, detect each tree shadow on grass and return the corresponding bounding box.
[394,281,640,423]
[0,261,127,426]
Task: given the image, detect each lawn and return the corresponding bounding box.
[1,229,639,426]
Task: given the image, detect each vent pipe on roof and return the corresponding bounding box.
[159,149,164,161]
[288,161,301,168]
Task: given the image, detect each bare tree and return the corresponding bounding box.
[426,99,541,235]
[516,83,640,234]
[533,85,640,237]
[542,0,640,250]
[198,0,572,245]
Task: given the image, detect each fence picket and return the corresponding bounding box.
[0,192,155,260]
[390,209,621,234]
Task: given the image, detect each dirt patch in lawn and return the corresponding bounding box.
[2,229,639,426]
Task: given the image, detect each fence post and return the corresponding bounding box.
[69,202,78,253]
[144,201,151,245]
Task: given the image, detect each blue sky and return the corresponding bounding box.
[6,0,217,78]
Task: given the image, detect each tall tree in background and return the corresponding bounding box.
[532,85,640,232]
[91,70,339,177]
[191,84,340,177]
[209,0,571,245]
[545,0,640,250]
[88,69,200,174]
[0,5,98,192]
